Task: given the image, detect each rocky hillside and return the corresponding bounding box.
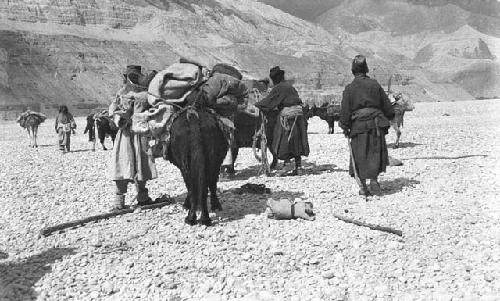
[1,0,498,119]
[0,0,354,118]
[264,0,500,101]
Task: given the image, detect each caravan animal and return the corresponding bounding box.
[16,109,47,148]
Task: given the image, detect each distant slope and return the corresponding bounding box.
[0,0,353,118]
[262,0,500,35]
[314,0,500,99]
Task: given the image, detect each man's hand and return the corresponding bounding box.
[343,129,350,138]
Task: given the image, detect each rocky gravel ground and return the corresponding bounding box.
[0,99,499,301]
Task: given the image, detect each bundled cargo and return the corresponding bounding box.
[147,62,206,106]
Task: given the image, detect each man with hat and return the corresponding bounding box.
[339,55,395,196]
[109,65,158,211]
[123,65,157,88]
[255,66,310,176]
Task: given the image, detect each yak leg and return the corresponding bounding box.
[209,175,222,212]
[179,172,192,210]
[226,147,239,174]
[391,122,401,148]
[33,126,38,148]
[327,117,334,134]
[198,184,210,226]
[26,128,32,147]
[98,128,107,150]
[184,177,197,225]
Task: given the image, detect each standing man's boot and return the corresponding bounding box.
[112,194,126,212]
[291,156,302,176]
[369,178,382,195]
[358,179,371,196]
[136,181,153,206]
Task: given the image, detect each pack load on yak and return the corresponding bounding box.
[16,110,47,128]
[301,91,342,134]
[110,58,249,160]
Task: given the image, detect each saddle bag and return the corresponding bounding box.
[148,63,204,106]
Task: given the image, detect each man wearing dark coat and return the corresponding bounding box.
[255,66,310,176]
[339,55,395,196]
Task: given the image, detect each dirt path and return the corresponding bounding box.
[0,100,499,300]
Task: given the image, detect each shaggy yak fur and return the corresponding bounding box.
[226,109,279,173]
[168,90,229,226]
[222,81,279,174]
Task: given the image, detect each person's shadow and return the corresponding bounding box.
[220,164,263,181]
[379,177,420,196]
[215,189,305,223]
[222,161,348,181]
[300,161,348,175]
[0,248,75,301]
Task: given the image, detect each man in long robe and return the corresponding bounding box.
[255,66,309,176]
[339,55,395,195]
[110,65,158,211]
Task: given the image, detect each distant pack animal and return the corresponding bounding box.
[16,111,47,147]
[84,111,118,150]
[303,103,340,134]
[222,79,278,175]
[389,92,414,147]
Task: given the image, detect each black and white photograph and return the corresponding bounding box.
[0,0,499,300]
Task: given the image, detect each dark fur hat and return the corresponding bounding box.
[123,65,156,87]
[351,55,369,75]
[269,66,285,84]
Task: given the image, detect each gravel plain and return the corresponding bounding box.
[0,99,499,301]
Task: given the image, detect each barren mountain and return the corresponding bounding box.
[0,0,353,118]
[263,0,500,101]
[1,0,498,119]
[316,0,500,99]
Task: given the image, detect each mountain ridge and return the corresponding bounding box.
[0,0,498,119]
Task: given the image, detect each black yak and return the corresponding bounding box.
[84,112,118,150]
[168,90,228,225]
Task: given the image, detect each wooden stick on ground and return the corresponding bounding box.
[333,213,403,237]
[40,201,174,237]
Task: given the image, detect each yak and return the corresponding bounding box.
[16,110,47,148]
[221,80,279,175]
[303,103,340,134]
[389,92,414,148]
[84,112,118,150]
[117,75,228,226]
[169,90,228,225]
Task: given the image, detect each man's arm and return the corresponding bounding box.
[338,88,352,135]
[379,86,395,120]
[255,86,282,112]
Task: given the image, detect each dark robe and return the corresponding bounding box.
[339,74,395,179]
[255,81,309,160]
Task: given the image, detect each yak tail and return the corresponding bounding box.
[188,112,207,211]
